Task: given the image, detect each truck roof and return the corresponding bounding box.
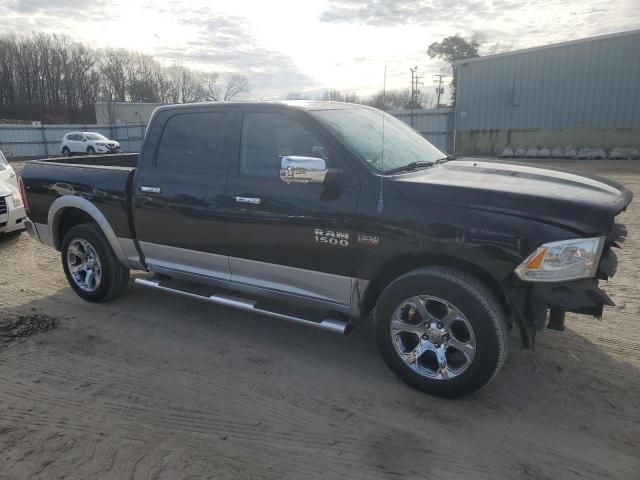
[152,100,369,115]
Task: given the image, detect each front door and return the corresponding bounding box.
[225,107,361,307]
[132,107,234,280]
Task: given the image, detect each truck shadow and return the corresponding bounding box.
[2,273,639,410]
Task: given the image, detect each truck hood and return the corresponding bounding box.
[392,159,633,234]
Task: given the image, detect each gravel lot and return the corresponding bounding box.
[1,160,639,479]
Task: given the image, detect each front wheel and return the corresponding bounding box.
[374,266,508,398]
[61,223,129,302]
[86,146,95,155]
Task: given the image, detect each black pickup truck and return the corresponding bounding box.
[20,101,632,397]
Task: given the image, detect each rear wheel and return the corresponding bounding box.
[61,223,129,302]
[374,266,508,398]
[62,147,71,157]
[86,146,95,155]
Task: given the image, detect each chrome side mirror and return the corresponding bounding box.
[280,156,327,184]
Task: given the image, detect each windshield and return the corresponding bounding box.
[84,133,108,141]
[0,150,7,170]
[310,106,446,174]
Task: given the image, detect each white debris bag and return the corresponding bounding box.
[609,147,640,160]
[578,147,607,159]
[538,146,551,158]
[500,145,514,157]
[526,146,540,158]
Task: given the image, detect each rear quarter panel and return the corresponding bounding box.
[21,160,136,239]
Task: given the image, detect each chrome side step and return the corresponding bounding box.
[135,277,352,335]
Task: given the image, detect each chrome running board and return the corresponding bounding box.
[135,277,352,335]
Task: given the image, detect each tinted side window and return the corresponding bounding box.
[156,112,228,172]
[240,112,328,178]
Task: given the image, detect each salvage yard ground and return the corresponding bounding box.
[1,160,639,479]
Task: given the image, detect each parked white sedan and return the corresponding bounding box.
[0,150,26,235]
[61,132,120,156]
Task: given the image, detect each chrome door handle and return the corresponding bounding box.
[140,185,162,194]
[235,196,261,205]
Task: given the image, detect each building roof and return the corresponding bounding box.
[454,28,640,66]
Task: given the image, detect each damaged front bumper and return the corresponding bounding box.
[509,221,627,348]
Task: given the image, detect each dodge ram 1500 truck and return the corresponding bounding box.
[20,101,632,397]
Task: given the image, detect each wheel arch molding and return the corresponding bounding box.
[48,196,129,267]
[358,251,513,319]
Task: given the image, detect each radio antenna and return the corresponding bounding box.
[377,65,387,213]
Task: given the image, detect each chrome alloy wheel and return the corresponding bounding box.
[66,238,102,292]
[390,295,476,380]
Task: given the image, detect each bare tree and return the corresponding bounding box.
[365,88,434,111]
[0,32,254,122]
[285,92,311,100]
[221,74,249,101]
[201,72,220,101]
[321,89,359,103]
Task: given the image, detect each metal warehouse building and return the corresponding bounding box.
[454,29,640,155]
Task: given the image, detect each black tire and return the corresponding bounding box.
[87,146,95,155]
[61,223,129,302]
[62,147,71,157]
[374,266,508,398]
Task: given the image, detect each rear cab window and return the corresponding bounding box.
[156,112,229,172]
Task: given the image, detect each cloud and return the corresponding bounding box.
[319,0,640,54]
[319,0,495,26]
[154,14,315,98]
[0,1,314,98]
[0,0,114,16]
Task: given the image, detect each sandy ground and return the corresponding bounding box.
[1,160,639,479]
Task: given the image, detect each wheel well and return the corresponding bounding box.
[55,208,95,248]
[361,254,510,317]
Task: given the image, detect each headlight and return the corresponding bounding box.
[515,237,605,282]
[11,191,23,207]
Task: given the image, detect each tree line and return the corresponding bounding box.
[0,33,249,123]
[286,88,435,111]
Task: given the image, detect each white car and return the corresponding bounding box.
[0,150,26,235]
[61,132,121,156]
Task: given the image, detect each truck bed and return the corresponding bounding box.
[21,153,139,242]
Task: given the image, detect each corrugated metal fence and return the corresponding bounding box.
[0,122,146,159]
[0,108,453,159]
[390,108,453,152]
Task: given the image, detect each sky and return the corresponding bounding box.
[1,0,639,100]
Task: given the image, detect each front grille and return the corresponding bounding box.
[0,196,7,215]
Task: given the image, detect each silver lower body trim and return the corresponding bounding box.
[229,256,352,306]
[139,241,231,280]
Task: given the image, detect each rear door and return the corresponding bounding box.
[132,107,235,280]
[67,134,80,152]
[225,106,361,307]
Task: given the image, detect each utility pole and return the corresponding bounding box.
[409,66,423,127]
[434,74,443,108]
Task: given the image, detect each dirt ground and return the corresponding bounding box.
[1,160,639,479]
